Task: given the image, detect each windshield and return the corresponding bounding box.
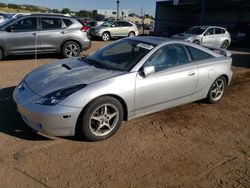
[85,39,155,72]
[0,15,21,28]
[185,27,207,35]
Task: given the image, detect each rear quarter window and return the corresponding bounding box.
[63,19,73,27]
[187,46,213,61]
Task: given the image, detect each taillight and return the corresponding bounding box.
[80,26,89,32]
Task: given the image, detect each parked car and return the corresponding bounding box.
[0,13,91,60]
[229,22,250,46]
[90,20,139,41]
[172,26,231,48]
[13,36,233,141]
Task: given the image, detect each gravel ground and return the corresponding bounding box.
[0,40,249,188]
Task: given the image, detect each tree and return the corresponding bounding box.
[0,3,6,7]
[52,9,60,13]
[76,10,91,18]
[61,8,71,14]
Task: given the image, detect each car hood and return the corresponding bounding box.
[24,58,124,96]
[172,33,196,39]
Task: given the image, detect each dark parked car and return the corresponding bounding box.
[0,13,91,60]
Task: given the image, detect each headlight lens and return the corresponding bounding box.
[35,84,87,106]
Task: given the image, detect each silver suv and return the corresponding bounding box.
[0,13,91,60]
[172,26,231,48]
[90,20,139,41]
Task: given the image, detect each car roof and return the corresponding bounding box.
[131,36,171,45]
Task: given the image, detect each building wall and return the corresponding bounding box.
[155,3,196,32]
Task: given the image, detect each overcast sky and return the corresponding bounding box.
[2,0,160,16]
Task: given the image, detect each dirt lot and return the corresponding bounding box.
[0,41,249,188]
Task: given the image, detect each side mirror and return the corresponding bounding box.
[142,66,155,77]
[111,24,115,27]
[6,26,13,32]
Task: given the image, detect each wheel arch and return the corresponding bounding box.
[75,94,128,135]
[61,39,82,52]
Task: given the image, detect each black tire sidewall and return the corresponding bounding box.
[207,76,227,104]
[62,41,80,58]
[80,96,124,141]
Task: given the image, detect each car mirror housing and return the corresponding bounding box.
[143,66,155,77]
[6,26,13,32]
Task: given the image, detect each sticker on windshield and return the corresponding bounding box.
[136,43,154,50]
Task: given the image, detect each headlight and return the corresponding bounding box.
[35,84,87,106]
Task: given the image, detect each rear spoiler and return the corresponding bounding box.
[203,45,232,57]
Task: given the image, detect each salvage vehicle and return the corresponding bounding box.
[13,36,233,141]
[172,26,231,49]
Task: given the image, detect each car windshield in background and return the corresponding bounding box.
[185,27,207,34]
[85,39,155,72]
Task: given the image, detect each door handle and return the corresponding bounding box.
[60,31,66,34]
[31,32,37,36]
[188,71,196,76]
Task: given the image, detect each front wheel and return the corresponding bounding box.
[193,40,200,45]
[62,41,81,58]
[207,76,227,103]
[78,96,124,141]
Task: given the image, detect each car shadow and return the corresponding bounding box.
[0,86,52,141]
[3,53,62,61]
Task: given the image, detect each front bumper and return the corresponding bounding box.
[13,83,82,136]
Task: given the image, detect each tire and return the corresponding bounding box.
[62,41,81,58]
[193,40,200,45]
[128,31,135,37]
[207,76,227,104]
[0,48,3,61]
[78,96,124,141]
[102,32,111,41]
[221,40,229,49]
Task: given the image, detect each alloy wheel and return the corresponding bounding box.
[89,104,119,137]
[210,78,225,101]
[65,44,79,57]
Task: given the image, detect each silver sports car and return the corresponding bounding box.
[13,36,233,141]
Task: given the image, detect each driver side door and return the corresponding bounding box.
[135,43,198,116]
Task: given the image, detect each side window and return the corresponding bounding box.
[41,18,62,30]
[12,17,37,31]
[144,44,189,73]
[120,21,130,27]
[215,28,222,34]
[63,19,73,27]
[113,22,120,27]
[205,28,214,36]
[187,46,213,61]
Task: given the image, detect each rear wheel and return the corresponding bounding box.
[128,31,135,37]
[102,32,111,41]
[221,40,229,49]
[207,76,227,103]
[78,96,124,141]
[62,41,81,58]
